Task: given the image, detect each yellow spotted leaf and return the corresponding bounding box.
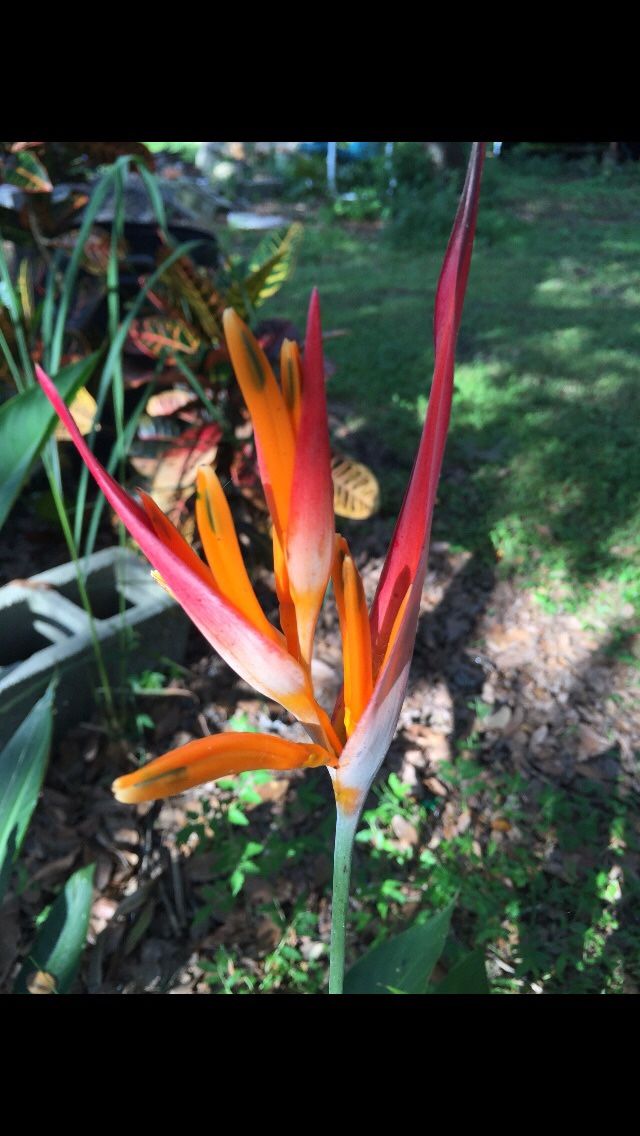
[159,252,224,342]
[3,151,53,194]
[228,223,304,319]
[55,387,98,441]
[331,451,380,520]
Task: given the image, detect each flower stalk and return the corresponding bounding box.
[329,805,360,994]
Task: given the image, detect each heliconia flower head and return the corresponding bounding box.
[36,141,484,825]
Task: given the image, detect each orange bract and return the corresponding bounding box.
[195,466,283,647]
[113,733,335,805]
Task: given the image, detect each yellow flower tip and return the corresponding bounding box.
[112,766,190,805]
[222,306,239,330]
[112,778,137,805]
[150,570,176,599]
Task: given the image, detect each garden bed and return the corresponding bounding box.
[2,522,638,994]
[2,148,639,994]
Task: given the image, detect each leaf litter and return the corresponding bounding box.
[1,493,638,994]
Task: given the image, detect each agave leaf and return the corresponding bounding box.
[14,864,96,994]
[344,901,455,994]
[432,948,490,994]
[0,679,55,904]
[331,450,380,520]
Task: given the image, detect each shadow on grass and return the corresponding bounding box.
[290,165,640,592]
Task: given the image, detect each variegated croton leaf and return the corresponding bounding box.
[226,223,304,319]
[157,247,226,342]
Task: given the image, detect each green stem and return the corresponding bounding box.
[329,806,360,994]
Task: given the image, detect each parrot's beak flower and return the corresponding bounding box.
[35,143,484,824]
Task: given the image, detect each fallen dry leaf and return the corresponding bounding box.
[391,815,419,847]
[412,727,451,765]
[529,724,549,753]
[256,917,281,952]
[27,970,57,994]
[491,818,512,833]
[54,387,98,440]
[244,877,275,905]
[482,705,512,731]
[577,724,611,761]
[255,779,289,804]
[424,776,448,798]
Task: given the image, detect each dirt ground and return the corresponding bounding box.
[2,495,638,994]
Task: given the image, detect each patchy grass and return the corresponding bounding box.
[181,753,640,995]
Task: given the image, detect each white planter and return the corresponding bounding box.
[0,547,189,741]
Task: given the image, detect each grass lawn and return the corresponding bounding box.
[259,157,640,618]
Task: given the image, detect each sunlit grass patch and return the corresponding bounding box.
[272,162,640,613]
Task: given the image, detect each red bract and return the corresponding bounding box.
[36,142,484,820]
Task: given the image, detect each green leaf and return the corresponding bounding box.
[344,901,455,994]
[0,680,56,903]
[0,352,100,530]
[228,711,258,733]
[14,863,95,994]
[228,223,304,318]
[75,238,203,554]
[387,771,409,800]
[432,948,490,994]
[3,151,53,194]
[228,804,249,827]
[230,869,245,896]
